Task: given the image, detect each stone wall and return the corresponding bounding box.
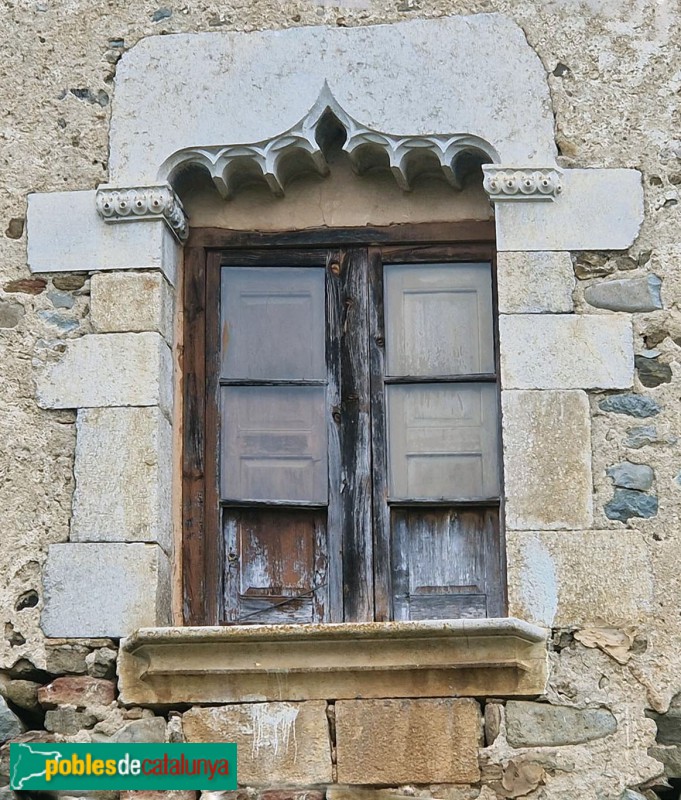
[1,2,680,799]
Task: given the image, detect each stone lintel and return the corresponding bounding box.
[117,618,548,705]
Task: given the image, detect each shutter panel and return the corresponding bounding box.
[220,265,330,624]
[384,263,494,376]
[381,259,502,621]
[223,508,328,624]
[220,386,327,503]
[386,383,499,500]
[392,507,503,620]
[221,267,325,380]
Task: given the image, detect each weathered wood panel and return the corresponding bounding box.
[337,247,373,622]
[326,248,344,622]
[392,507,503,620]
[204,253,223,624]
[368,247,392,621]
[222,508,328,624]
[182,246,207,625]
[189,221,496,250]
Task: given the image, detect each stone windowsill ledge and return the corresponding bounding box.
[118,618,548,705]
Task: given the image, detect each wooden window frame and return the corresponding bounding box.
[182,221,504,626]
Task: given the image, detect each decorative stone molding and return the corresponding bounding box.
[117,618,548,705]
[482,165,563,202]
[95,185,189,243]
[159,89,500,199]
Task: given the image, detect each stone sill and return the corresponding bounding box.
[118,618,548,705]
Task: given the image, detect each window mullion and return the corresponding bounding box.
[333,246,374,622]
[368,246,392,622]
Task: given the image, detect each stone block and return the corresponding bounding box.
[495,169,643,251]
[606,462,654,491]
[0,679,40,713]
[327,792,479,800]
[604,489,658,522]
[499,314,633,389]
[71,407,172,551]
[41,543,171,638]
[506,530,653,627]
[36,332,172,415]
[585,275,663,312]
[0,698,24,745]
[86,647,118,679]
[44,708,97,735]
[484,702,503,746]
[505,701,617,746]
[110,717,166,743]
[648,706,681,746]
[0,299,25,328]
[635,354,672,387]
[27,190,181,284]
[598,394,660,418]
[121,793,197,800]
[38,676,115,709]
[44,643,90,674]
[335,698,480,785]
[502,390,592,530]
[496,252,574,313]
[183,702,331,786]
[91,271,173,343]
[649,745,681,778]
[260,793,324,800]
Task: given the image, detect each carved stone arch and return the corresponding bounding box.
[157,87,501,199]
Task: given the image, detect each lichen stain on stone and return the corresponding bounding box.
[248,702,299,761]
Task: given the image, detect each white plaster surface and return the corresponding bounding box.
[41,543,171,638]
[110,15,556,184]
[499,314,634,389]
[35,332,172,415]
[502,390,593,530]
[497,252,575,313]
[27,191,181,284]
[71,407,172,552]
[507,530,654,627]
[495,169,644,251]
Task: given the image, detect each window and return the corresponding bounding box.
[182,225,505,626]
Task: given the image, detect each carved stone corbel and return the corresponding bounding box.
[95,184,189,243]
[482,165,564,202]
